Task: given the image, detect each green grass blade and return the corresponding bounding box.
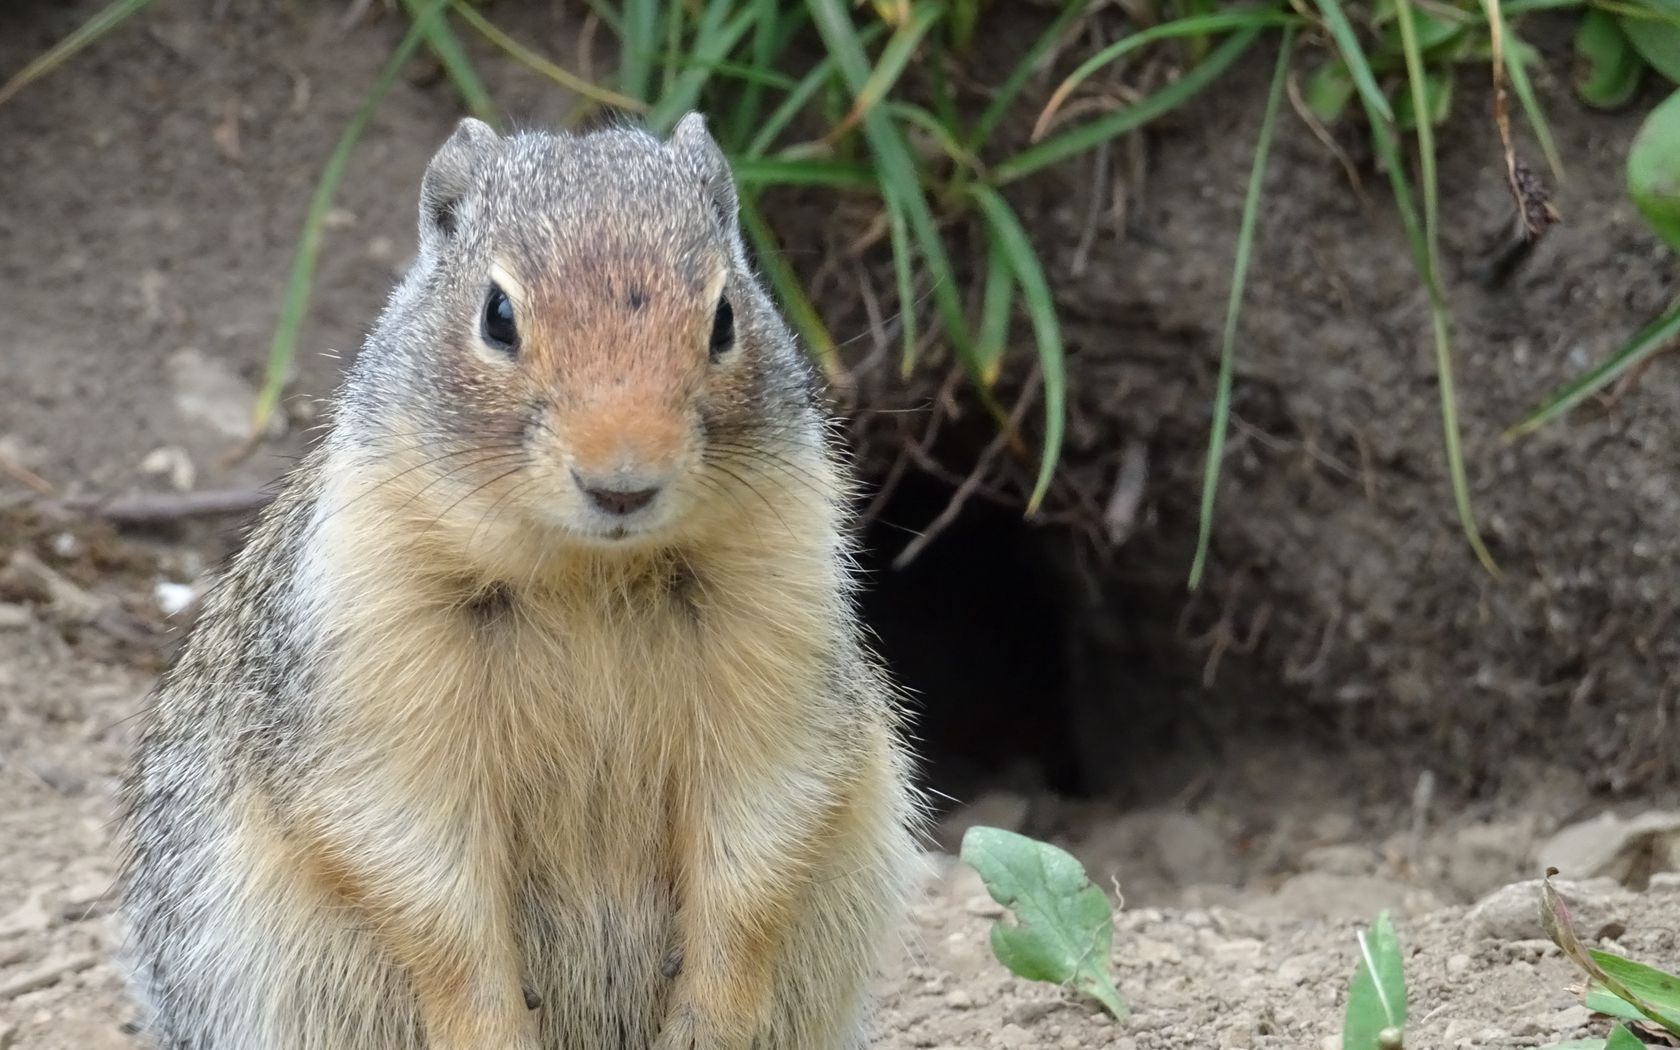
[969,185,1066,513]
[1313,0,1394,123]
[0,0,154,107]
[887,101,984,171]
[807,0,976,366]
[1500,0,1586,12]
[252,0,445,436]
[1188,26,1294,591]
[746,25,888,157]
[975,231,1018,385]
[1504,37,1565,179]
[729,0,786,141]
[578,0,625,36]
[1395,0,1499,574]
[398,0,495,124]
[739,192,841,377]
[450,1,647,112]
[994,26,1261,185]
[620,0,660,99]
[729,157,877,187]
[1509,297,1680,436]
[887,195,920,377]
[1034,9,1300,139]
[646,4,758,134]
[968,0,1091,149]
[827,0,946,140]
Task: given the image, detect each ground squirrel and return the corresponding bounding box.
[118,113,924,1050]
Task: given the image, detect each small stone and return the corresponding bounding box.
[1005,1001,1058,1025]
[139,446,196,491]
[1218,1012,1257,1048]
[1446,952,1472,974]
[944,989,974,1010]
[1468,877,1632,940]
[1277,955,1316,985]
[49,532,80,559]
[996,1023,1031,1049]
[0,604,31,630]
[168,347,268,440]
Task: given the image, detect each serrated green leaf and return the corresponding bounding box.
[1576,8,1647,108]
[1395,67,1454,128]
[1343,912,1407,1050]
[1623,13,1680,82]
[1630,89,1680,249]
[960,826,1126,1018]
[1304,60,1356,123]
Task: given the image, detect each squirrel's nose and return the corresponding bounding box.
[573,471,661,516]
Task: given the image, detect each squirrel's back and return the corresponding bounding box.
[119,115,923,1050]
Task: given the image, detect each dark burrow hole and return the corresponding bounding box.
[858,457,1307,823]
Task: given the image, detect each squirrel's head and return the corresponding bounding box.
[343,114,830,562]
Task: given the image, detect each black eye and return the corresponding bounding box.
[709,296,734,360]
[482,284,518,355]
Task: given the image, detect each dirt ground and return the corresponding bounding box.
[5,0,1680,1048]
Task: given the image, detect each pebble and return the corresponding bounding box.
[944,989,974,1010]
[996,1023,1030,1049]
[0,604,31,631]
[1467,877,1631,940]
[1445,952,1471,974]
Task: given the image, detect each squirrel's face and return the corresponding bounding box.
[354,115,823,559]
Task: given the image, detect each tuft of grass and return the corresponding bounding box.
[1188,24,1295,591]
[250,0,453,439]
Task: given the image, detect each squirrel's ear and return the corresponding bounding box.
[419,117,498,248]
[668,112,739,236]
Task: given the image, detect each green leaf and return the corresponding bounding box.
[1586,984,1649,1022]
[1575,8,1647,108]
[1394,67,1453,129]
[1343,912,1407,1050]
[744,25,890,158]
[960,826,1126,1019]
[1509,297,1680,437]
[1189,26,1294,591]
[1304,60,1356,123]
[1589,949,1680,1031]
[728,157,876,188]
[1606,1024,1647,1050]
[1629,89,1680,250]
[886,193,920,377]
[0,0,154,107]
[620,0,660,99]
[1377,7,1465,58]
[1622,13,1680,82]
[968,187,1067,512]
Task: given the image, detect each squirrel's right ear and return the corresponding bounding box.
[419,117,498,249]
[668,112,739,238]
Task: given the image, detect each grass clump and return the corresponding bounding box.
[8,0,1680,574]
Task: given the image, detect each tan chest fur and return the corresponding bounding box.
[296,458,856,903]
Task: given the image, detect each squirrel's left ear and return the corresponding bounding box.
[668,112,739,237]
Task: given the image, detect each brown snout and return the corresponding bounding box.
[561,399,686,516]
